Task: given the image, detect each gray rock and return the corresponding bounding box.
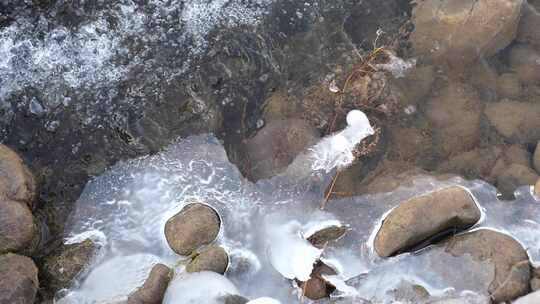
[485,100,540,144]
[128,264,171,304]
[411,0,523,65]
[374,186,481,257]
[0,200,37,254]
[41,239,99,291]
[442,229,530,303]
[164,203,221,256]
[186,246,229,274]
[516,3,540,50]
[0,253,39,304]
[217,294,249,304]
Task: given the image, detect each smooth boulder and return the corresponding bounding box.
[442,229,530,302]
[164,203,221,256]
[186,246,229,274]
[0,253,39,304]
[0,145,35,207]
[374,186,481,257]
[0,200,37,254]
[411,0,523,64]
[128,263,172,304]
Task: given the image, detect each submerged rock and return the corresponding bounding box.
[516,3,540,50]
[484,101,540,144]
[508,44,540,85]
[306,225,347,249]
[442,229,530,302]
[530,266,540,291]
[0,200,37,254]
[374,186,481,257]
[496,164,538,199]
[0,145,35,207]
[425,82,481,157]
[164,203,221,256]
[497,73,522,99]
[534,141,540,173]
[186,246,229,274]
[244,119,319,180]
[411,0,523,65]
[218,294,250,304]
[128,263,171,304]
[0,253,39,304]
[40,239,99,291]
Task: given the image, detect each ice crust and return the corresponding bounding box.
[59,110,540,303]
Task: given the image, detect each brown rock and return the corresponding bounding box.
[186,246,228,274]
[217,295,249,304]
[505,144,532,168]
[497,73,522,99]
[0,253,39,304]
[41,239,99,291]
[307,226,347,249]
[485,100,540,144]
[374,186,481,257]
[530,266,540,291]
[508,44,540,85]
[534,141,540,173]
[443,229,530,302]
[128,264,171,304]
[425,82,481,157]
[437,147,503,183]
[0,200,37,254]
[392,65,435,106]
[244,119,319,180]
[298,261,337,300]
[0,145,35,207]
[496,163,539,199]
[516,3,540,50]
[535,177,540,197]
[164,203,221,255]
[411,0,523,65]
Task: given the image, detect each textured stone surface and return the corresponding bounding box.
[0,145,35,207]
[374,186,481,257]
[164,203,221,256]
[0,200,37,254]
[443,229,530,303]
[0,253,39,304]
[186,246,229,274]
[485,101,540,144]
[128,263,171,304]
[411,0,523,65]
[41,239,99,291]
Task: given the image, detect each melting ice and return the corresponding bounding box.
[58,110,540,303]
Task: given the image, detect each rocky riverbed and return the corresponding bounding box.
[2,0,540,303]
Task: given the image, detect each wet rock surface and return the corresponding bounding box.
[508,44,540,85]
[186,245,229,274]
[127,263,171,304]
[425,82,481,157]
[535,178,540,197]
[411,0,523,65]
[243,119,319,180]
[443,229,530,302]
[0,199,37,254]
[0,253,39,304]
[40,239,99,292]
[374,186,481,257]
[164,203,221,256]
[484,100,540,144]
[534,141,540,173]
[0,145,35,207]
[496,164,538,199]
[298,262,337,300]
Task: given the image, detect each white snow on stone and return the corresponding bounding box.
[247,297,282,304]
[266,220,322,281]
[163,271,239,304]
[310,110,374,172]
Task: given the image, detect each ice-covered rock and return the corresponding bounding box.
[163,271,239,304]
